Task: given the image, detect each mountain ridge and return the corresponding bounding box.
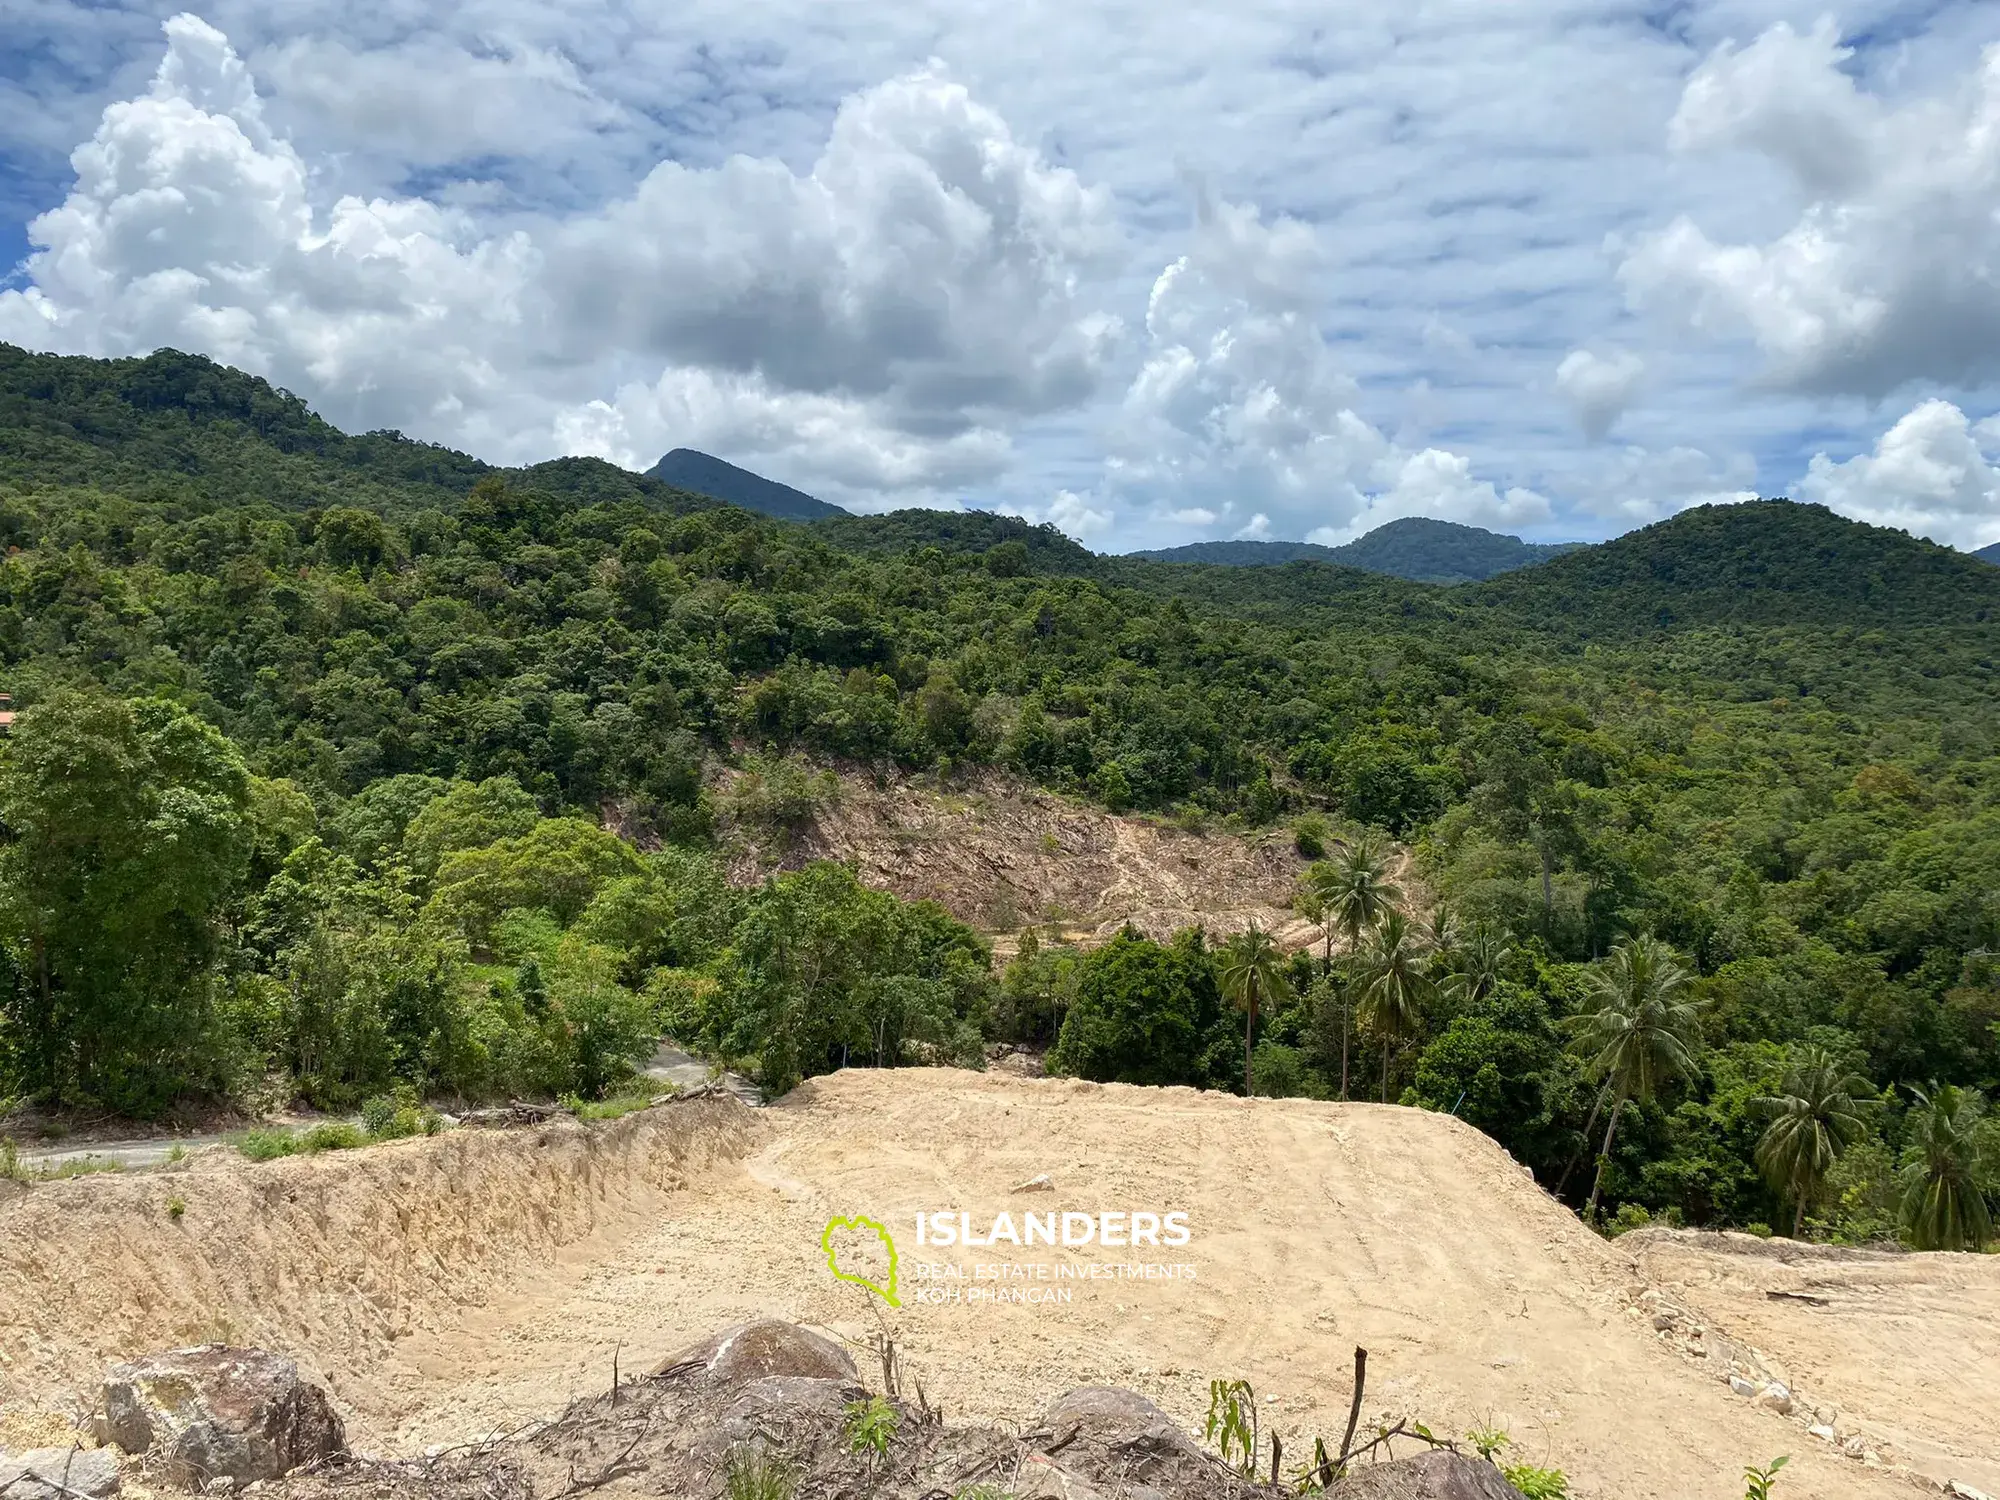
[1129,517,1583,582]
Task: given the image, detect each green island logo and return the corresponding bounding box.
[820,1214,901,1307]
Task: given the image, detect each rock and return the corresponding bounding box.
[1842,1436,1867,1459]
[1729,1376,1758,1397]
[0,1447,121,1499]
[1808,1424,1835,1442]
[1755,1381,1793,1415]
[1013,1173,1056,1193]
[97,1346,345,1483]
[689,1376,866,1464]
[1030,1387,1263,1500]
[1330,1451,1529,1499]
[651,1320,858,1387]
[1947,1484,1994,1500]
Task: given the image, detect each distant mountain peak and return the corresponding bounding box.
[1128,517,1581,584]
[645,449,846,521]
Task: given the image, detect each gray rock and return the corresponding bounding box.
[1331,1451,1529,1499]
[97,1347,345,1483]
[651,1320,858,1388]
[0,1446,121,1499]
[1030,1388,1263,1500]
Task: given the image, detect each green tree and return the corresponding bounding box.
[1441,924,1511,1008]
[1308,838,1403,1097]
[1216,922,1292,1095]
[1049,928,1216,1088]
[0,691,252,1113]
[1898,1083,1992,1251]
[1353,908,1433,1102]
[1567,935,1702,1222]
[1752,1046,1875,1238]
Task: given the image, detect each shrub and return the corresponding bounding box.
[724,1447,796,1500]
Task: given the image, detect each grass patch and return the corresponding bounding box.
[238,1121,368,1161]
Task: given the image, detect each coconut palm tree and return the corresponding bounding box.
[1353,909,1432,1103]
[1217,922,1292,1097]
[1440,923,1511,1008]
[1753,1046,1875,1239]
[1565,935,1702,1222]
[1307,838,1403,1097]
[1899,1083,1992,1252]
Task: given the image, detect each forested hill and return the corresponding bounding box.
[0,343,718,517]
[0,342,1996,1254]
[1977,541,2000,566]
[646,448,846,521]
[1130,517,1582,583]
[1469,500,2000,632]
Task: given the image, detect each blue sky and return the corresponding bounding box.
[5,1,2000,552]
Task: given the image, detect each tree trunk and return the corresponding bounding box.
[1555,1086,1607,1198]
[1339,987,1350,1101]
[1380,1037,1390,1103]
[1243,989,1258,1096]
[1584,1089,1626,1223]
[1792,1197,1806,1241]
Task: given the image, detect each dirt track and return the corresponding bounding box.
[2,1072,1992,1500]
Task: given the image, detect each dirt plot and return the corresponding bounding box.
[727,770,1328,951]
[3,1072,1992,1500]
[1627,1229,2000,1498]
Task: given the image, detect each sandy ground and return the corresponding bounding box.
[3,1072,1990,1500]
[1628,1229,2000,1497]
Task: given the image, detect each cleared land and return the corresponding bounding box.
[2,1072,1992,1500]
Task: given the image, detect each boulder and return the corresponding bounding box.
[651,1320,857,1388]
[1027,1387,1263,1500]
[1331,1452,1529,1499]
[97,1347,345,1483]
[0,1447,121,1500]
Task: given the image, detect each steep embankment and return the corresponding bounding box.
[4,1073,1988,1499]
[731,770,1330,954]
[0,1097,763,1440]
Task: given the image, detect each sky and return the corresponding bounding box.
[4,3,2000,553]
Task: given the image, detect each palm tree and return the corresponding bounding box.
[1441,923,1511,1008]
[1308,838,1402,1097]
[1353,909,1432,1102]
[1899,1083,1992,1252]
[1217,922,1292,1097]
[1565,935,1702,1222]
[1753,1046,1874,1239]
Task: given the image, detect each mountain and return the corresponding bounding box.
[1471,500,2000,632]
[1976,541,2000,566]
[646,449,846,521]
[0,342,715,517]
[1129,518,1581,583]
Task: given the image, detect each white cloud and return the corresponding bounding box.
[1620,19,2000,398]
[1795,398,2000,549]
[1555,347,1644,440]
[0,15,1121,490]
[1235,511,1272,540]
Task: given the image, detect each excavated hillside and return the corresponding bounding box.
[726,769,1342,954]
[3,1072,1994,1500]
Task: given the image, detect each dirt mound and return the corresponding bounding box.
[0,1097,763,1445]
[4,1072,1993,1500]
[729,770,1325,951]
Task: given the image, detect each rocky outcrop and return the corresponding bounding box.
[1019,1386,1266,1500]
[1331,1451,1528,1499]
[0,1447,121,1500]
[651,1318,858,1387]
[96,1346,345,1483]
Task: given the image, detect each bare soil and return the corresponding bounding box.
[729,769,1331,954]
[3,1072,1991,1500]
